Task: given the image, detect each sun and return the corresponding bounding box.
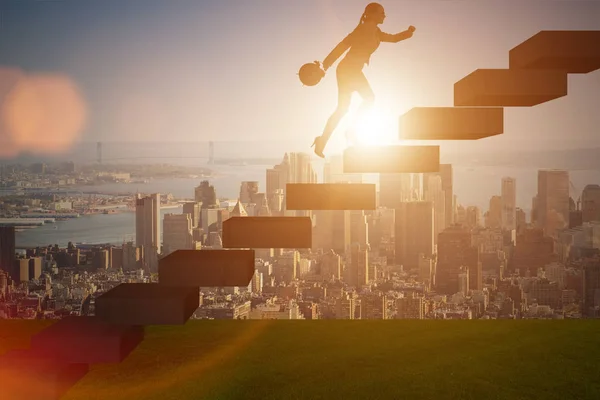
[351,106,396,146]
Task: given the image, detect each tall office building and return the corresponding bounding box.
[436,225,481,295]
[266,167,287,197]
[582,184,600,223]
[271,152,316,216]
[240,181,259,204]
[440,164,454,227]
[425,175,446,245]
[395,201,434,269]
[509,228,557,277]
[501,177,517,231]
[288,152,317,184]
[163,213,193,255]
[411,173,423,201]
[346,243,368,288]
[424,164,453,227]
[194,181,218,208]
[486,195,502,229]
[313,210,351,255]
[0,226,16,283]
[182,202,200,228]
[516,208,527,232]
[324,155,361,184]
[320,250,342,280]
[135,193,161,271]
[379,173,412,208]
[350,210,369,248]
[465,206,482,229]
[582,259,600,318]
[537,170,570,237]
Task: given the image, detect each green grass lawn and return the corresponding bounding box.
[1,320,599,400]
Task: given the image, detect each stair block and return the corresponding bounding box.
[0,349,89,400]
[222,217,312,248]
[454,68,568,107]
[159,249,255,287]
[509,30,600,73]
[29,316,144,364]
[399,107,503,140]
[343,145,440,174]
[286,183,376,210]
[95,283,199,325]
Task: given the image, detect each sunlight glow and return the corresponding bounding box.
[352,107,396,146]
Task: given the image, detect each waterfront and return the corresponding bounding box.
[13,164,600,248]
[15,206,183,248]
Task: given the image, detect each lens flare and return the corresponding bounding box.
[1,72,87,156]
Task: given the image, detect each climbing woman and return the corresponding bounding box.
[311,2,415,158]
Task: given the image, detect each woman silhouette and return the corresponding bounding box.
[312,2,415,158]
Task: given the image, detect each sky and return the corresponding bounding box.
[0,0,599,158]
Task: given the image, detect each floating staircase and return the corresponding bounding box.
[3,29,598,400]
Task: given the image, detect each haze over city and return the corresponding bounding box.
[1,0,599,157]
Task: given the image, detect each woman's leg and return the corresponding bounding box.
[342,72,374,145]
[320,83,353,145]
[350,72,375,129]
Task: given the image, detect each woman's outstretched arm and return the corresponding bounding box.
[322,32,355,71]
[380,27,415,43]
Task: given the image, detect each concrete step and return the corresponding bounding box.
[95,283,199,325]
[159,249,255,287]
[454,68,568,107]
[286,183,376,210]
[509,30,600,73]
[222,216,312,248]
[399,107,503,140]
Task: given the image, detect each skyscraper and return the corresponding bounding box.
[465,206,482,229]
[379,173,411,208]
[270,152,316,216]
[395,201,434,269]
[313,210,351,255]
[0,226,16,283]
[135,193,161,271]
[436,225,481,294]
[324,155,361,184]
[425,175,446,245]
[163,213,193,255]
[440,164,454,227]
[350,210,369,248]
[537,170,570,237]
[582,259,600,318]
[239,181,259,204]
[182,202,200,228]
[411,173,423,201]
[486,195,502,229]
[501,177,517,231]
[582,184,600,223]
[266,168,286,197]
[425,164,453,227]
[194,181,218,208]
[346,243,368,287]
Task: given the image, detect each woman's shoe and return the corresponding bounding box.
[311,136,325,158]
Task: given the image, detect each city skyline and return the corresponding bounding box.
[1,2,600,398]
